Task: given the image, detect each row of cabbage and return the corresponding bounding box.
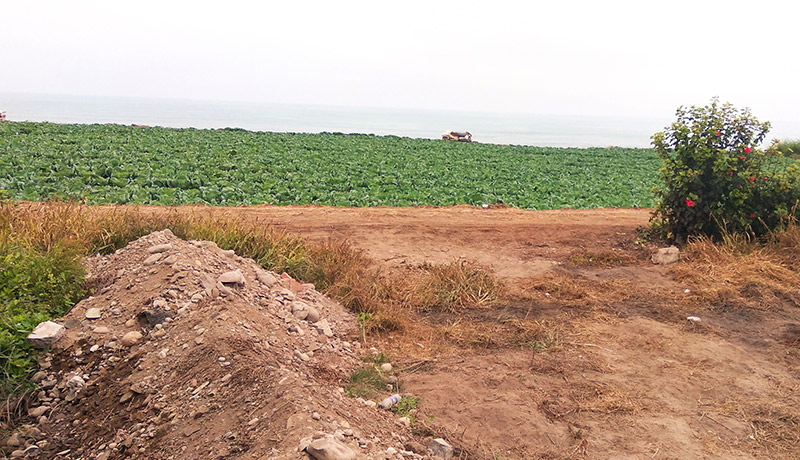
[0,122,660,209]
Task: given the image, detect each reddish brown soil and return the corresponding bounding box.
[16,204,800,459]
[113,204,800,459]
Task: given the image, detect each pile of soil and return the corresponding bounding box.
[8,230,429,459]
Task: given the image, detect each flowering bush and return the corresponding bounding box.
[651,98,800,242]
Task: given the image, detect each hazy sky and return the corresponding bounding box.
[2,0,799,121]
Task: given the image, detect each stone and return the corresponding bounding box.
[305,307,321,323]
[314,319,334,338]
[26,321,66,349]
[147,243,172,254]
[66,374,85,389]
[306,438,357,460]
[405,441,427,454]
[143,253,163,265]
[85,308,102,320]
[28,406,49,417]
[216,282,234,297]
[380,363,393,373]
[121,331,143,347]
[218,270,245,286]
[93,326,111,334]
[428,438,454,460]
[294,350,310,362]
[256,271,278,287]
[651,246,680,265]
[153,298,168,308]
[6,432,22,447]
[221,249,236,258]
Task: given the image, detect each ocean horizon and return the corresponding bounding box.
[2,92,798,149]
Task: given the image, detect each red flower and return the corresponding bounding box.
[715,129,721,136]
[689,173,694,177]
[750,176,755,182]
[739,156,745,160]
[744,146,752,153]
[686,199,695,207]
[728,172,733,176]
[750,213,755,218]
[764,176,768,180]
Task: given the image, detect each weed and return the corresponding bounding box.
[567,250,630,267]
[391,395,419,423]
[346,366,385,399]
[360,352,388,365]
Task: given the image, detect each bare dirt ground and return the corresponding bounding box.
[110,204,799,459]
[11,205,800,460]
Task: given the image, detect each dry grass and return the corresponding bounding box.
[713,398,800,460]
[405,261,502,313]
[567,250,632,268]
[674,229,800,311]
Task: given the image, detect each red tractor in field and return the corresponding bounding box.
[441,131,472,142]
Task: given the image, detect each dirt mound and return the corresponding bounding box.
[12,230,424,459]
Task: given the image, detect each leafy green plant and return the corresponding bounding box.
[0,122,660,210]
[391,395,419,423]
[651,98,800,242]
[0,238,86,394]
[776,138,800,159]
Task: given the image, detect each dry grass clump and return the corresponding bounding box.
[524,271,640,306]
[434,317,564,351]
[567,250,632,268]
[405,261,502,313]
[674,230,800,310]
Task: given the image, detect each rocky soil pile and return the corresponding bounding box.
[5,230,449,459]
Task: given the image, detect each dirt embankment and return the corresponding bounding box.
[8,229,426,459]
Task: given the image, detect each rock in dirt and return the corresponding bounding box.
[306,438,357,460]
[651,246,680,265]
[218,270,245,286]
[428,438,454,459]
[143,253,163,265]
[147,243,172,254]
[26,321,65,349]
[121,331,143,346]
[28,406,49,417]
[5,432,22,447]
[85,307,102,320]
[256,270,278,287]
[314,319,334,337]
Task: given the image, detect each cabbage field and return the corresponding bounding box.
[0,122,660,209]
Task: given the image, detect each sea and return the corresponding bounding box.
[2,93,798,149]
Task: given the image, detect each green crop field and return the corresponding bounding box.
[0,122,660,209]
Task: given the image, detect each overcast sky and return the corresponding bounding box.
[2,0,799,122]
